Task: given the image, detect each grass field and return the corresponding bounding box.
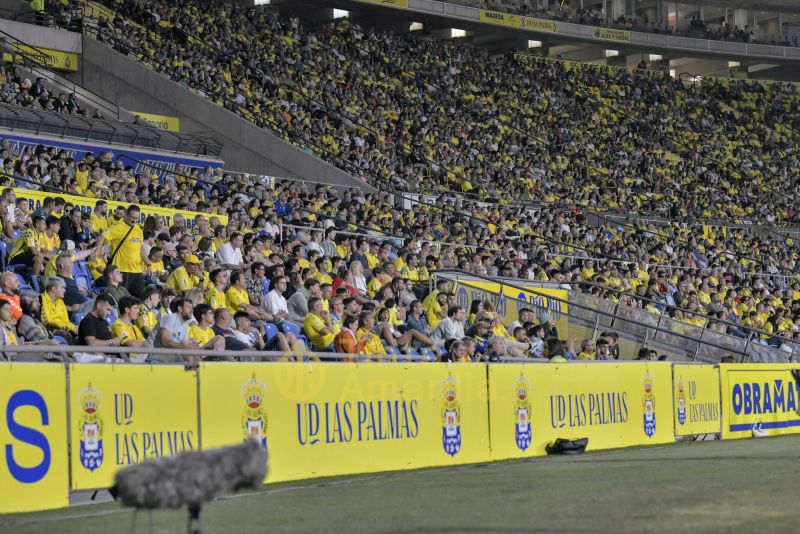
[3,436,800,533]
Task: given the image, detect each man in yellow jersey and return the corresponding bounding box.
[41,277,77,336]
[111,296,148,363]
[205,268,228,310]
[95,205,147,298]
[137,285,160,338]
[164,254,202,294]
[188,304,225,358]
[90,200,109,234]
[226,269,272,322]
[303,296,335,351]
[8,215,46,274]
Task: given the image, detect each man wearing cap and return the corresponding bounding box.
[165,254,202,294]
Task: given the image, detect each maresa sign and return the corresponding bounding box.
[0,131,222,179]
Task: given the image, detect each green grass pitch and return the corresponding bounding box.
[3,436,800,533]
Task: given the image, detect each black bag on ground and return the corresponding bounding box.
[545,438,588,455]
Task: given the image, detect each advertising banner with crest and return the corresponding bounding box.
[0,363,69,513]
[197,362,490,483]
[672,364,721,437]
[719,363,800,440]
[488,362,674,459]
[452,280,567,335]
[68,365,198,490]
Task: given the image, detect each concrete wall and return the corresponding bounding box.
[0,18,82,53]
[80,37,375,190]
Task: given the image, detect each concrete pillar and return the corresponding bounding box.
[611,0,624,19]
[733,8,748,29]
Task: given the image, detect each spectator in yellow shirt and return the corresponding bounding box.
[7,215,46,275]
[577,338,596,360]
[226,269,272,322]
[137,285,160,337]
[303,296,335,350]
[90,200,109,233]
[356,311,386,356]
[41,276,77,335]
[313,257,333,285]
[165,254,203,294]
[205,268,229,310]
[426,291,448,329]
[111,296,148,362]
[188,304,225,358]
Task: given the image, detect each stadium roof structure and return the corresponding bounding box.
[285,0,800,82]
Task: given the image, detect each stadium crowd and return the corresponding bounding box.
[82,1,800,226]
[0,2,794,361]
[0,65,91,117]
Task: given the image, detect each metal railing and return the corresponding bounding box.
[432,270,797,364]
[1,344,438,363]
[0,101,222,156]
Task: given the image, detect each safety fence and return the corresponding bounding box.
[2,359,798,515]
[436,270,799,363]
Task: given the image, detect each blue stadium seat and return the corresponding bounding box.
[15,273,31,292]
[280,321,309,348]
[419,348,438,362]
[73,312,86,327]
[9,264,32,283]
[74,273,92,293]
[0,241,8,271]
[261,279,270,295]
[263,322,279,349]
[386,346,402,361]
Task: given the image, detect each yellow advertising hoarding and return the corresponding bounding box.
[0,363,69,513]
[68,365,199,490]
[133,112,181,133]
[719,364,800,440]
[479,9,520,27]
[14,188,227,228]
[520,16,558,32]
[199,362,490,483]
[673,364,721,436]
[479,10,557,32]
[592,27,631,42]
[13,44,79,71]
[488,362,674,460]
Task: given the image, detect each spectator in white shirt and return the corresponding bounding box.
[432,305,466,343]
[262,275,290,322]
[217,231,246,270]
[306,230,324,256]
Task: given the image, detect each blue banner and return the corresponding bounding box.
[0,131,222,179]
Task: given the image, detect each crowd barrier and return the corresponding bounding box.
[1,361,798,515]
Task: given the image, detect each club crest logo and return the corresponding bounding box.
[676,375,686,426]
[78,383,103,472]
[643,372,656,437]
[514,375,532,451]
[441,373,461,456]
[242,373,268,448]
